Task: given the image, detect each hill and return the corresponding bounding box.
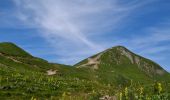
[0,42,100,99]
[0,42,32,57]
[75,46,170,84]
[0,42,170,99]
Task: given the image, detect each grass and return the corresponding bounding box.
[0,42,32,57]
[0,42,170,99]
[0,65,169,99]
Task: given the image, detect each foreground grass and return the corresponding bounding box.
[0,66,170,100]
[0,66,112,100]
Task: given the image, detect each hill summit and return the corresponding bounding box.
[0,42,170,99]
[0,42,32,57]
[75,46,169,82]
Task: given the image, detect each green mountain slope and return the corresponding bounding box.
[0,42,102,99]
[0,42,76,71]
[0,42,32,57]
[0,42,170,99]
[0,42,95,78]
[75,46,170,84]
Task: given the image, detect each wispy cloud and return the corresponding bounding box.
[13,0,151,64]
[129,21,170,51]
[120,21,170,71]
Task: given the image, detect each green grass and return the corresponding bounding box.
[0,42,170,99]
[0,64,169,99]
[0,42,31,57]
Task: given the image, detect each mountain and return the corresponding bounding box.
[0,42,170,99]
[0,42,57,71]
[0,42,102,99]
[0,42,32,57]
[0,42,94,76]
[75,46,170,84]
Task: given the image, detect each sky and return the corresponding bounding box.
[0,0,170,72]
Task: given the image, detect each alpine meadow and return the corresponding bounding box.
[0,0,170,100]
[0,42,170,99]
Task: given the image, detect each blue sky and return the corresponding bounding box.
[0,0,170,72]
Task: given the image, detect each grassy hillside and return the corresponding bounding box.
[75,46,170,83]
[0,42,103,99]
[0,42,32,57]
[0,42,170,99]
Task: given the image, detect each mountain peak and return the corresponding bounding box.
[0,42,17,46]
[110,45,131,51]
[112,45,126,48]
[107,45,127,50]
[76,45,169,81]
[0,42,32,57]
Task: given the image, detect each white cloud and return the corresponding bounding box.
[13,0,152,64]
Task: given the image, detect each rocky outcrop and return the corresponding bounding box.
[77,53,103,70]
[47,69,58,75]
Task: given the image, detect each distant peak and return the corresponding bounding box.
[106,45,128,52]
[0,42,15,45]
[113,45,127,49]
[0,42,32,57]
[114,45,126,48]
